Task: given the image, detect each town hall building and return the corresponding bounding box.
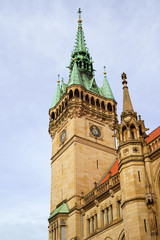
[48,9,160,240]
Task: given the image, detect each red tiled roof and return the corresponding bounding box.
[146,126,160,144]
[99,158,119,185]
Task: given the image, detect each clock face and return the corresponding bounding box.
[60,129,66,143]
[90,125,101,138]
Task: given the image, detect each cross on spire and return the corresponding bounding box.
[77,8,82,19]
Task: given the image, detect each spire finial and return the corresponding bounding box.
[57,74,60,84]
[121,72,133,112]
[121,72,127,85]
[104,66,106,75]
[78,8,82,20]
[77,8,82,26]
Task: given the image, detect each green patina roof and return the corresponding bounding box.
[48,202,69,220]
[68,61,83,86]
[61,77,67,94]
[50,10,115,109]
[51,82,61,108]
[100,74,114,99]
[74,20,87,52]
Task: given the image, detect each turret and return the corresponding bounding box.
[116,73,152,239]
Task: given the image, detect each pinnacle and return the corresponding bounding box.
[68,61,83,86]
[121,73,134,112]
[101,71,114,99]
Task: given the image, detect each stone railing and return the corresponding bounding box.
[84,173,120,204]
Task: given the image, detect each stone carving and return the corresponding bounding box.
[109,189,114,198]
[94,199,99,207]
[148,205,158,236]
[123,148,129,154]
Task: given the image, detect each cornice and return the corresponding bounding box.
[49,102,116,138]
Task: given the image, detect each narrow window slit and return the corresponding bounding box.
[138,171,141,182]
[144,219,147,232]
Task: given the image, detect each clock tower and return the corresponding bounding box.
[48,9,117,240]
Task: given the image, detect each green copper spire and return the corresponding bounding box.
[51,75,61,108]
[68,60,82,86]
[101,67,114,99]
[68,9,94,78]
[74,8,87,52]
[61,77,67,94]
[50,12,116,110]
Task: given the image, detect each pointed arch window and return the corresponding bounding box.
[69,90,73,99]
[130,125,136,139]
[101,101,105,110]
[59,105,62,114]
[62,102,64,111]
[56,109,59,117]
[51,112,55,120]
[122,126,127,142]
[85,94,89,103]
[65,99,68,107]
[81,91,83,101]
[91,97,95,106]
[75,89,79,98]
[139,126,142,137]
[96,99,100,108]
[61,220,66,240]
[107,103,112,111]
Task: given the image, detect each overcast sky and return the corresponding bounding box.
[0,0,159,239]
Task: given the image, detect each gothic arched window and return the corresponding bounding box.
[62,102,64,111]
[130,125,136,139]
[75,89,79,98]
[81,91,83,101]
[65,99,68,107]
[101,101,105,110]
[85,94,89,103]
[107,102,112,111]
[51,112,55,120]
[139,126,142,137]
[69,90,73,99]
[96,99,100,108]
[122,126,127,142]
[91,97,95,106]
[61,220,66,240]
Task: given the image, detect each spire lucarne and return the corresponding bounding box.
[50,9,115,108]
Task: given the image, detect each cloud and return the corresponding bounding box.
[0,1,159,239]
